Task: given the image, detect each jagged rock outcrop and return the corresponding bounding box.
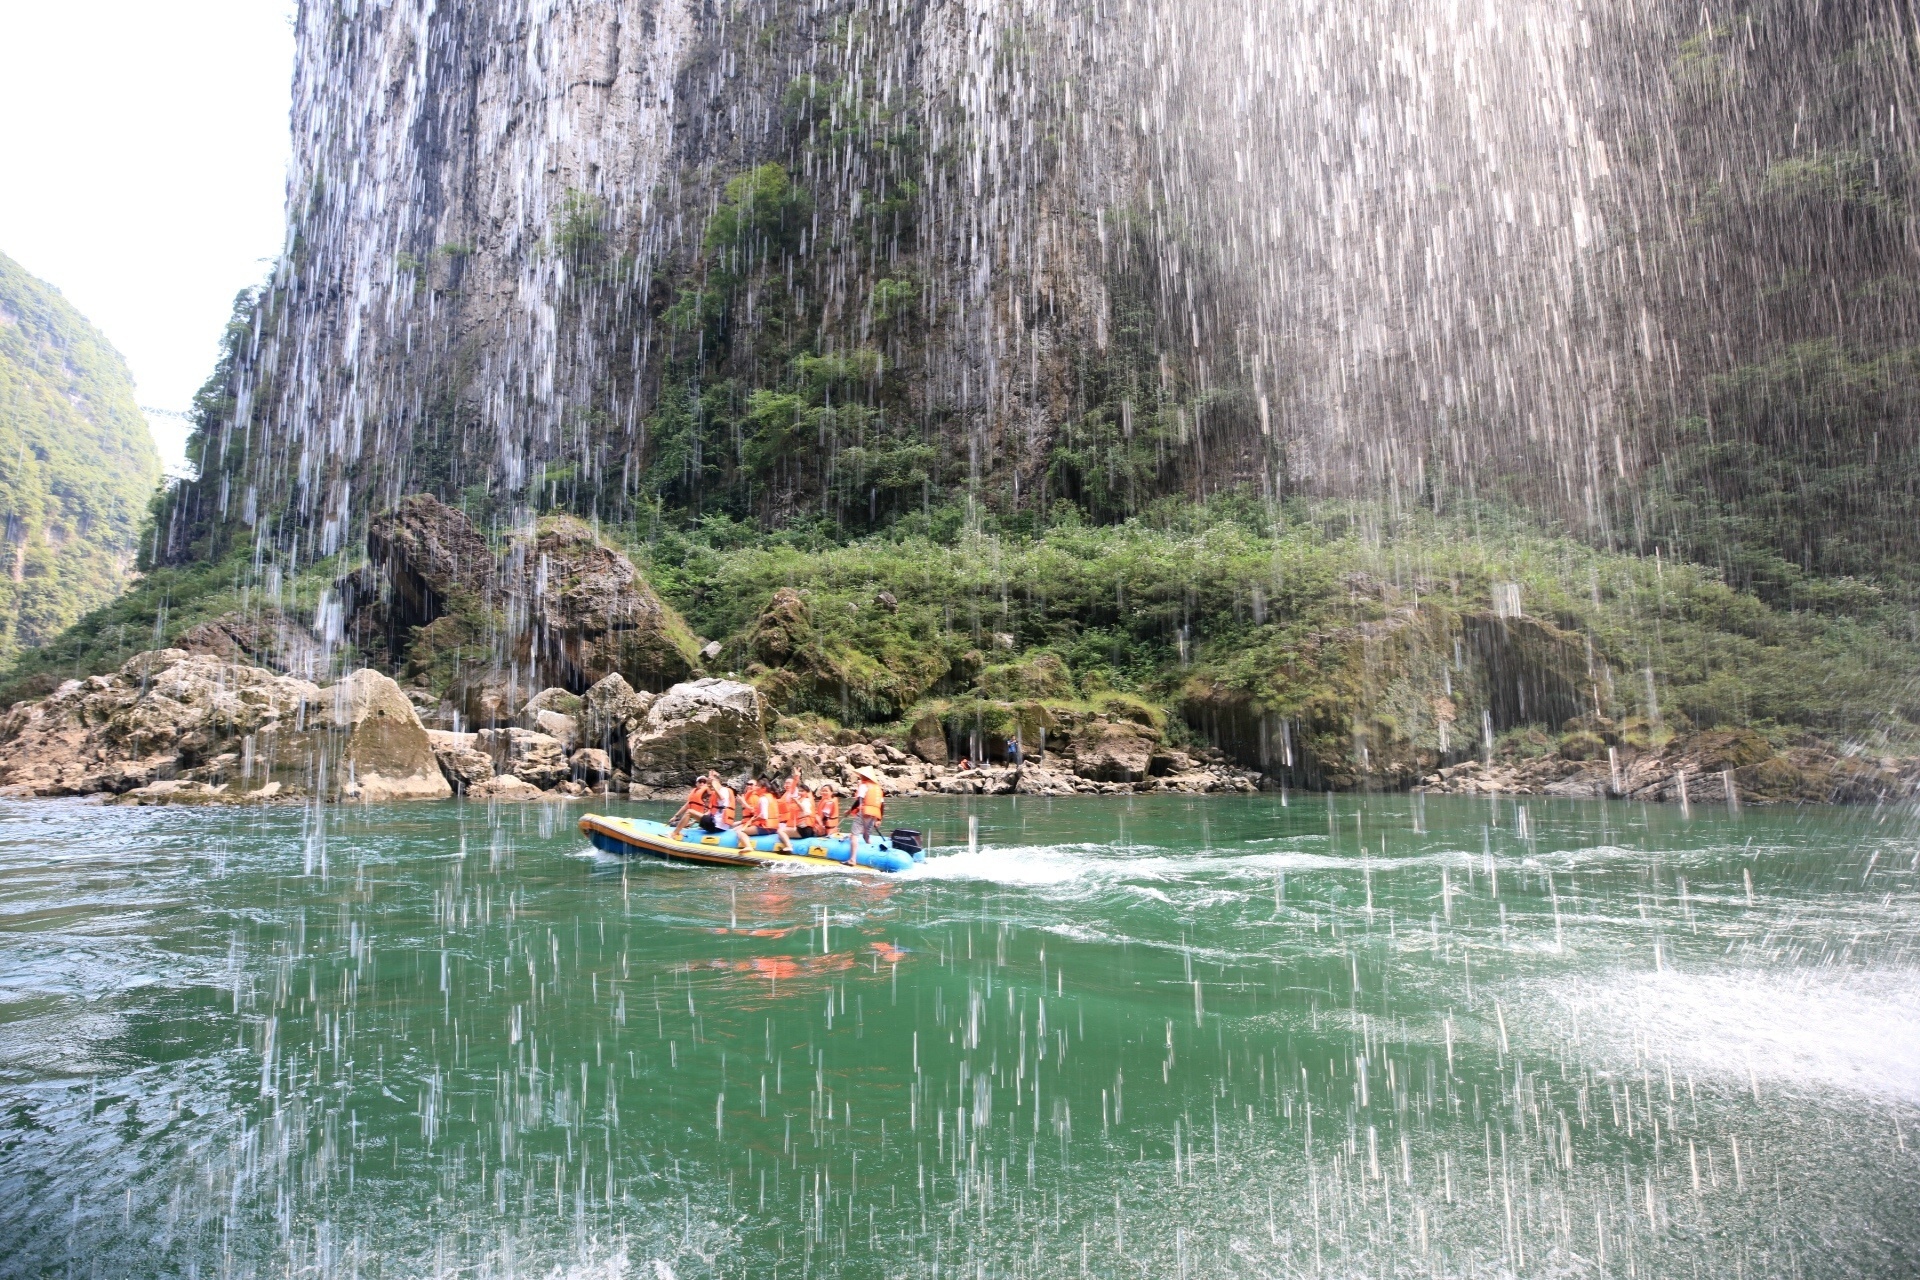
[368,494,496,630]
[0,650,324,798]
[1185,605,1594,789]
[580,673,652,764]
[0,650,457,801]
[328,669,452,801]
[174,608,318,674]
[1070,721,1155,783]
[516,687,582,750]
[506,517,699,692]
[349,499,701,719]
[1420,725,1920,806]
[475,727,569,790]
[427,729,496,793]
[627,679,769,787]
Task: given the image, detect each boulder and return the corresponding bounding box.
[627,679,769,787]
[570,747,613,784]
[518,687,583,722]
[367,493,495,629]
[474,727,568,789]
[452,671,524,729]
[512,683,582,747]
[527,709,579,751]
[505,516,698,692]
[174,608,310,673]
[1072,720,1154,782]
[0,650,325,798]
[468,773,545,801]
[427,729,496,792]
[581,672,652,762]
[327,669,454,801]
[907,713,950,765]
[114,779,229,806]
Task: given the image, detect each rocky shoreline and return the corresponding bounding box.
[1416,725,1920,806]
[0,647,1263,806]
[0,499,1909,811]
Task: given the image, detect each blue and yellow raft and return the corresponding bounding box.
[579,814,925,874]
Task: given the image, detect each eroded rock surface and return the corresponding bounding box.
[427,730,496,793]
[628,679,769,786]
[475,728,569,790]
[505,517,699,692]
[329,670,453,801]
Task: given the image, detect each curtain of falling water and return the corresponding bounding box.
[161,0,1920,605]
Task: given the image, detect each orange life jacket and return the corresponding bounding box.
[685,781,714,814]
[714,785,737,823]
[858,780,884,819]
[754,791,779,828]
[817,793,839,827]
[778,785,802,826]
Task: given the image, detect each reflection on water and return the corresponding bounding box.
[0,793,1917,1277]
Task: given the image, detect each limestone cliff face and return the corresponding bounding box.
[170,0,1186,553]
[162,0,1920,594]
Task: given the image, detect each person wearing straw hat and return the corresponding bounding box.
[851,767,885,850]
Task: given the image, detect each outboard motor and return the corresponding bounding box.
[889,828,924,855]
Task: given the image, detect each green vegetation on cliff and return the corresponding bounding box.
[0,252,162,664]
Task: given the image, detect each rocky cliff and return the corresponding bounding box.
[0,253,162,663]
[164,0,1920,555]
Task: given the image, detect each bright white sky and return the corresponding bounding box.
[0,1,296,475]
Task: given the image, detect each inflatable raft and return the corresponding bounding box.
[578,813,926,874]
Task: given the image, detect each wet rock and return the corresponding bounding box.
[326,669,454,801]
[505,516,698,692]
[1071,720,1154,782]
[368,493,494,629]
[518,687,583,722]
[0,650,324,798]
[114,779,229,806]
[452,673,522,730]
[427,729,495,792]
[580,673,652,764]
[474,728,568,790]
[526,709,579,752]
[175,608,311,673]
[570,747,613,784]
[467,773,545,801]
[627,679,769,787]
[907,713,949,765]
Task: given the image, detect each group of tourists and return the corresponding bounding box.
[668,766,886,853]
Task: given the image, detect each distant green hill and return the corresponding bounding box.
[0,252,161,664]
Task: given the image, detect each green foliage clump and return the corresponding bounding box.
[630,494,1920,750]
[0,251,163,666]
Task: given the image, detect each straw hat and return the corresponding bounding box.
[855,766,884,783]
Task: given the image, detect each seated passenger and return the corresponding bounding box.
[668,777,715,840]
[814,783,841,836]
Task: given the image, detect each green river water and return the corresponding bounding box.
[1,793,1917,1278]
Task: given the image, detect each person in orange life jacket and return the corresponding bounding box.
[668,776,716,841]
[777,772,819,843]
[705,772,738,829]
[670,771,738,840]
[851,768,885,848]
[813,783,841,836]
[790,778,824,839]
[742,779,794,853]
